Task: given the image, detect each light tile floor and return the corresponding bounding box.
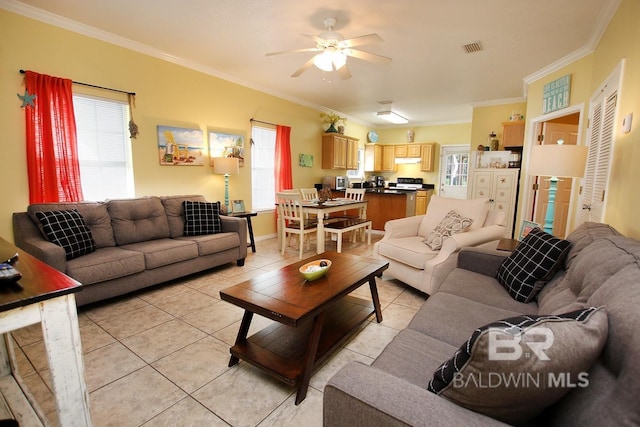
[11,234,428,427]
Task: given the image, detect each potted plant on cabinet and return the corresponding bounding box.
[320,112,346,133]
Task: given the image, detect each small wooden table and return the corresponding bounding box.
[220,252,388,404]
[0,238,92,426]
[227,211,258,253]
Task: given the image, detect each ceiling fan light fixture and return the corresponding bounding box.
[377,110,408,124]
[313,51,334,71]
[332,51,347,69]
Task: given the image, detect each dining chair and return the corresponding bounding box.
[275,191,318,259]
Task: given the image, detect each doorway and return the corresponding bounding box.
[523,107,584,238]
[439,145,470,199]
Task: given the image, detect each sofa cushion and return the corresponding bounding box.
[377,236,438,270]
[418,196,489,237]
[183,201,222,235]
[424,210,473,250]
[497,228,571,303]
[66,247,145,285]
[34,210,97,260]
[108,197,170,245]
[28,202,115,248]
[563,221,621,270]
[120,238,198,269]
[176,232,240,256]
[160,195,207,238]
[428,307,608,425]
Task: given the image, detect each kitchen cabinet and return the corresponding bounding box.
[395,144,422,158]
[420,143,436,172]
[468,168,519,238]
[364,192,414,230]
[415,189,434,215]
[502,121,525,147]
[364,144,383,172]
[322,133,359,170]
[381,145,397,172]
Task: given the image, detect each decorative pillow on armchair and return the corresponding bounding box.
[497,227,571,303]
[423,210,473,250]
[428,307,608,425]
[183,201,222,235]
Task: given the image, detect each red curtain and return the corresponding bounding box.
[24,70,84,203]
[275,125,293,191]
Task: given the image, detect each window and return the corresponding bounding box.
[251,125,276,211]
[73,95,134,201]
[347,147,365,179]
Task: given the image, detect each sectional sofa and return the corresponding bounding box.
[324,222,640,426]
[13,195,247,306]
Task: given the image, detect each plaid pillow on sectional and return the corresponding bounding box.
[183,200,222,236]
[35,209,97,260]
[497,227,571,303]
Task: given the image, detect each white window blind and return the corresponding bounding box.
[251,126,276,211]
[73,95,134,201]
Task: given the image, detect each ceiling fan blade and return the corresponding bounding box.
[266,47,320,57]
[336,64,352,80]
[345,49,392,64]
[341,33,383,47]
[291,56,316,77]
[301,33,327,45]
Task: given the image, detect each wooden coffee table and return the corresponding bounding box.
[219,252,388,404]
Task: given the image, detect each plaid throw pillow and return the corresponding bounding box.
[497,228,571,303]
[35,209,97,260]
[424,210,473,250]
[427,307,607,425]
[183,201,222,236]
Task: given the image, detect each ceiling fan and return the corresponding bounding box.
[266,17,391,80]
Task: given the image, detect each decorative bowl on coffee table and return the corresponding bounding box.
[299,259,332,281]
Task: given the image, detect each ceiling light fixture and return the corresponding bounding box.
[377,101,408,124]
[377,111,408,124]
[313,49,347,72]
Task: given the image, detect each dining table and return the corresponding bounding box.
[277,198,368,253]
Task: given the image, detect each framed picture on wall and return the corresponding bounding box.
[157,125,206,166]
[209,130,245,167]
[518,220,539,240]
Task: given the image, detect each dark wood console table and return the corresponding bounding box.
[0,238,92,426]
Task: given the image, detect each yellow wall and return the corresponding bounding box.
[471,102,528,150]
[521,0,640,239]
[0,10,370,241]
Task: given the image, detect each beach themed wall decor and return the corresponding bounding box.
[209,130,245,166]
[157,125,206,166]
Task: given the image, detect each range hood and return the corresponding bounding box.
[394,157,421,164]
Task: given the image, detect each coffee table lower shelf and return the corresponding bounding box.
[230,295,374,390]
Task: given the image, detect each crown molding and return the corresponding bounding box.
[470,97,527,108]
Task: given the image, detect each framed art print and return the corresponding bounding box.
[519,220,539,240]
[232,200,245,213]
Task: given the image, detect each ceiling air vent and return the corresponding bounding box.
[463,41,483,53]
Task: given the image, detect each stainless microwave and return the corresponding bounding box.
[322,176,348,190]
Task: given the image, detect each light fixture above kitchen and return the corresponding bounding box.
[377,101,408,124]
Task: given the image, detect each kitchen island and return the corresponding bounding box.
[332,189,431,231]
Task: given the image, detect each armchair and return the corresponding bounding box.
[373,195,506,295]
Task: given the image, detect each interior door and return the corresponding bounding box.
[534,123,578,237]
[439,145,470,199]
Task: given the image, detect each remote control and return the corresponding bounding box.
[0,263,21,282]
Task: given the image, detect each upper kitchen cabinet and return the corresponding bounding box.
[322,133,359,169]
[395,144,422,158]
[381,145,397,172]
[420,143,437,172]
[502,121,525,147]
[364,144,383,172]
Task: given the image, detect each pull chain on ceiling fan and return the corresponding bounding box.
[266,17,391,80]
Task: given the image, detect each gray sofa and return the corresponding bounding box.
[13,195,247,306]
[324,222,640,426]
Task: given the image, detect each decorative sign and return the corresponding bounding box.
[542,74,571,114]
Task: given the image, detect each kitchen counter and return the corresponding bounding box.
[332,190,417,230]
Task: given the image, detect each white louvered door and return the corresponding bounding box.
[576,62,622,227]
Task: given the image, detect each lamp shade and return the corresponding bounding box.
[213,157,239,175]
[528,144,588,178]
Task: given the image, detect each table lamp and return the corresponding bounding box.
[213,157,239,212]
[528,141,588,235]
